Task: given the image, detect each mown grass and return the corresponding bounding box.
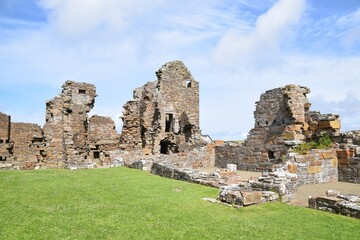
[0,168,359,239]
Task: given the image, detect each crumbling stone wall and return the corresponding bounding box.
[88,115,119,165]
[0,112,11,161]
[240,85,311,170]
[10,123,45,162]
[336,131,360,183]
[287,149,338,185]
[215,84,341,172]
[43,81,97,167]
[120,60,203,155]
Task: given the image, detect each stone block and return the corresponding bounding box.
[331,158,338,168]
[241,190,262,206]
[321,151,335,159]
[307,166,320,174]
[309,121,318,131]
[288,164,298,173]
[318,119,341,129]
[227,164,237,171]
[282,131,296,140]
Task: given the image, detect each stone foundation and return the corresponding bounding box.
[309,191,360,219]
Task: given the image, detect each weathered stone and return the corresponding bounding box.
[241,190,263,206]
[288,164,297,173]
[318,119,341,129]
[120,60,204,155]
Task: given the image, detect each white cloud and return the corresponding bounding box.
[212,0,306,69]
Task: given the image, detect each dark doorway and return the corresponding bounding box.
[160,140,170,154]
[94,152,100,159]
[268,151,275,160]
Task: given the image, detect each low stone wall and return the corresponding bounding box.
[338,157,360,183]
[287,149,338,186]
[337,146,360,183]
[150,162,297,207]
[215,142,244,168]
[309,191,360,219]
[150,162,222,187]
[116,144,215,171]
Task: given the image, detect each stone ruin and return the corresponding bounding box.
[309,190,360,218]
[120,60,204,155]
[1,60,360,216]
[0,81,119,169]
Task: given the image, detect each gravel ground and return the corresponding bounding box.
[292,182,360,206]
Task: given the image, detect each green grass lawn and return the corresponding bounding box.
[0,168,359,239]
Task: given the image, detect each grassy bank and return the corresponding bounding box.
[0,168,359,239]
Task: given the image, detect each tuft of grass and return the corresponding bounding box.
[0,168,359,239]
[293,135,333,155]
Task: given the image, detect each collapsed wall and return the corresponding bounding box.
[120,60,203,155]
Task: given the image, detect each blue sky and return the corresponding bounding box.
[0,0,360,140]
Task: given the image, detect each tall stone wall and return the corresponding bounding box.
[0,112,11,161]
[120,60,203,155]
[43,81,97,167]
[237,85,311,171]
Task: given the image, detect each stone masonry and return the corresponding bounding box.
[43,81,97,167]
[120,60,204,155]
[216,85,341,172]
[0,112,12,161]
[88,115,120,165]
[0,80,119,170]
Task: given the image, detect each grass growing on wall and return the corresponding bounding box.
[293,135,334,155]
[0,168,359,239]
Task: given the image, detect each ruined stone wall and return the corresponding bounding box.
[337,131,360,183]
[287,149,338,185]
[215,142,244,169]
[120,60,203,155]
[237,85,311,171]
[89,115,119,165]
[10,123,44,162]
[0,112,11,161]
[43,80,96,167]
[215,84,342,173]
[309,191,360,219]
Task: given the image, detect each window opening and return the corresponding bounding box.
[79,89,86,94]
[94,152,100,159]
[165,114,174,132]
[185,80,191,88]
[268,151,275,159]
